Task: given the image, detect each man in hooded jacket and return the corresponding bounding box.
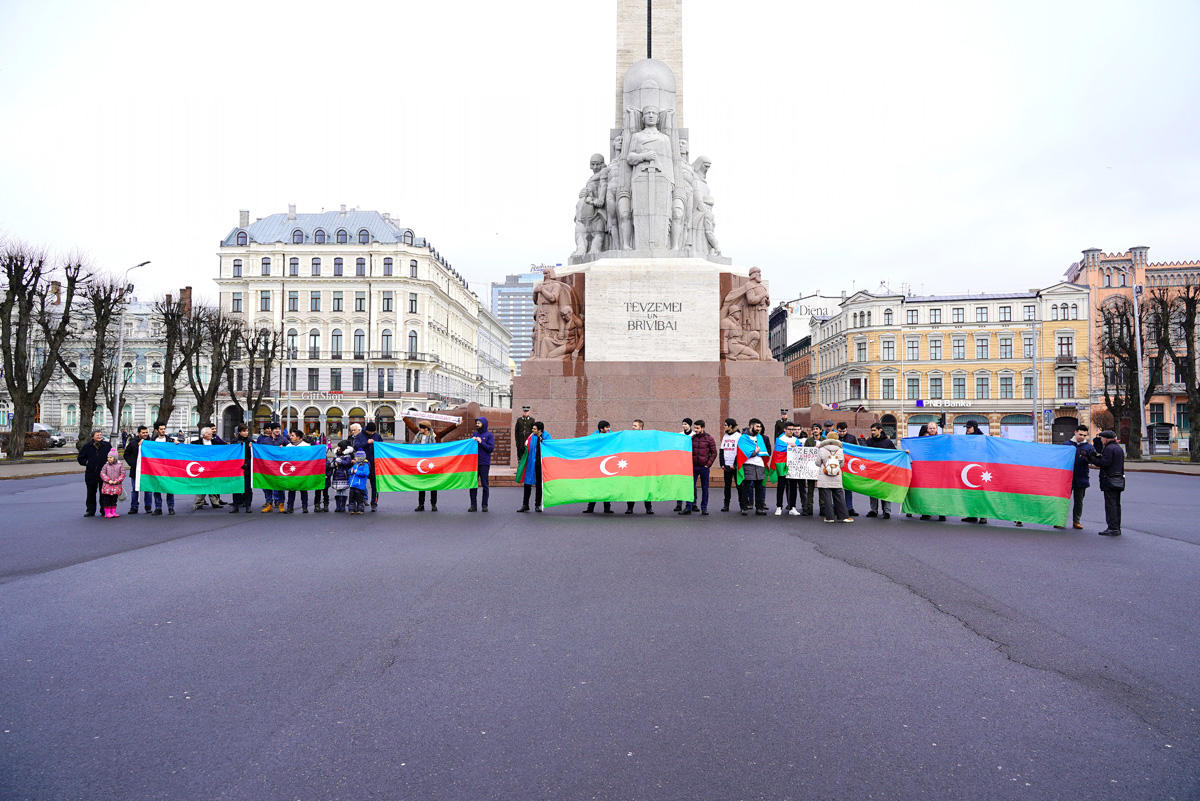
[468,417,495,512]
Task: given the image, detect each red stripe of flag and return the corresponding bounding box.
[376,453,477,477]
[542,449,691,480]
[910,460,1070,498]
[843,458,910,486]
[140,457,244,479]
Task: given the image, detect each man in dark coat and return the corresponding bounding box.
[468,417,495,512]
[862,422,896,519]
[77,429,113,517]
[773,409,791,440]
[682,419,717,515]
[353,421,383,511]
[123,425,152,514]
[1067,425,1095,530]
[228,424,254,513]
[514,407,535,461]
[1090,429,1125,536]
[835,422,860,516]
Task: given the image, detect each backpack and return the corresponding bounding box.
[822,452,842,477]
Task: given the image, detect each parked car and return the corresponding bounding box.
[33,424,66,448]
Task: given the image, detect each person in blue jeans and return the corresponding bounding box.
[123,425,154,514]
[256,425,287,512]
[468,417,495,513]
[148,424,177,515]
[683,420,717,515]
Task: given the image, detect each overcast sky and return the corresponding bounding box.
[2,0,1198,308]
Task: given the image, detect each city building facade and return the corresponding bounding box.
[768,292,847,360]
[812,283,1092,442]
[1065,246,1198,451]
[215,206,511,438]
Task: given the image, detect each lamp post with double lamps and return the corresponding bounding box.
[109,260,150,441]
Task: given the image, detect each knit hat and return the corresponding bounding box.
[354,449,366,458]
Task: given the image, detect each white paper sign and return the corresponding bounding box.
[790,445,820,480]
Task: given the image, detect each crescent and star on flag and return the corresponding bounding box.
[845,457,866,475]
[185,462,205,477]
[598,455,629,476]
[278,461,297,475]
[960,463,994,488]
[416,459,437,474]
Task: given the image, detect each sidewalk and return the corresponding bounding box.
[1125,459,1200,476]
[0,461,83,480]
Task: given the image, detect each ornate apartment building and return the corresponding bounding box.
[812,283,1092,443]
[215,206,511,438]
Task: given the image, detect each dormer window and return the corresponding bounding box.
[358,229,370,245]
[336,229,348,244]
[292,229,304,244]
[314,229,326,244]
[236,231,248,246]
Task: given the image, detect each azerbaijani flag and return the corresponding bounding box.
[541,430,693,507]
[900,434,1073,526]
[734,433,768,484]
[136,441,246,494]
[374,440,478,492]
[768,435,789,480]
[841,442,911,503]
[251,444,326,491]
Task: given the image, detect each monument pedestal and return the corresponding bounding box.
[513,358,792,440]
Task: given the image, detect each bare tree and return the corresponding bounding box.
[0,242,84,460]
[223,324,283,436]
[49,275,125,448]
[1144,285,1200,462]
[1096,295,1161,459]
[184,306,238,432]
[151,295,201,431]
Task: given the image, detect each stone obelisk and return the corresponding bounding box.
[615,0,684,126]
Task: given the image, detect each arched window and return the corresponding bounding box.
[333,258,343,276]
[286,328,298,354]
[1118,272,1127,287]
[353,329,366,358]
[383,258,393,276]
[150,405,159,424]
[292,229,304,244]
[336,229,348,244]
[123,361,134,381]
[1102,271,1111,287]
[311,258,321,276]
[1060,303,1069,319]
[150,361,162,384]
[866,311,871,326]
[289,257,299,276]
[308,328,320,359]
[1071,303,1079,320]
[190,409,199,427]
[381,329,392,357]
[331,329,343,358]
[403,231,414,245]
[358,229,370,244]
[121,404,133,426]
[884,309,893,325]
[1051,305,1059,320]
[261,257,271,276]
[409,259,418,278]
[66,404,77,426]
[236,231,248,246]
[355,258,366,276]
[232,259,242,277]
[314,229,326,244]
[407,330,418,356]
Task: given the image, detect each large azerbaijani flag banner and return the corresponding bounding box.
[374,440,478,492]
[541,430,693,506]
[900,434,1073,526]
[251,444,326,491]
[840,442,911,503]
[135,441,246,494]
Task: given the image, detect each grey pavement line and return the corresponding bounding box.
[790,527,1198,748]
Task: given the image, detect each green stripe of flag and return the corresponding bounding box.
[901,486,1069,527]
[252,473,325,491]
[842,473,908,503]
[543,474,695,507]
[138,475,245,495]
[376,471,477,493]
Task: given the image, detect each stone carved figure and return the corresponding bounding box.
[690,156,720,257]
[605,132,633,251]
[626,106,675,250]
[573,154,608,257]
[720,267,771,361]
[531,268,584,360]
[670,137,695,252]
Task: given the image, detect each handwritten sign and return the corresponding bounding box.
[789,445,820,481]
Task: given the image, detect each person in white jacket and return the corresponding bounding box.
[814,433,851,523]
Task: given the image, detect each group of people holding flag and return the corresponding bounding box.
[82,409,1123,533]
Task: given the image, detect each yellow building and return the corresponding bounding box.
[813,283,1091,442]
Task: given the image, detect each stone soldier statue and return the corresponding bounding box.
[721,304,760,361]
[670,137,695,252]
[689,155,720,257]
[514,407,535,459]
[573,154,608,257]
[626,105,675,249]
[531,268,584,359]
[605,131,633,251]
[721,267,771,360]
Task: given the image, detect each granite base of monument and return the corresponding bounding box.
[513,358,792,440]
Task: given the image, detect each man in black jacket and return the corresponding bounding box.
[76,429,112,517]
[1091,429,1125,536]
[228,424,254,513]
[862,423,896,519]
[835,422,860,516]
[122,426,152,514]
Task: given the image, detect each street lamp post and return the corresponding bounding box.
[110,261,150,442]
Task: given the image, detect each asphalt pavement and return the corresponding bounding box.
[1,473,1197,801]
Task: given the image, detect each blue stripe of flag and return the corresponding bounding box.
[842,442,911,468]
[899,434,1073,471]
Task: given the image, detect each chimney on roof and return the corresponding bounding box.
[180,287,193,315]
[239,209,250,228]
[383,212,391,222]
[287,204,296,220]
[339,204,347,215]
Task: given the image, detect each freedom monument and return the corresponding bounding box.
[512,1,792,437]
